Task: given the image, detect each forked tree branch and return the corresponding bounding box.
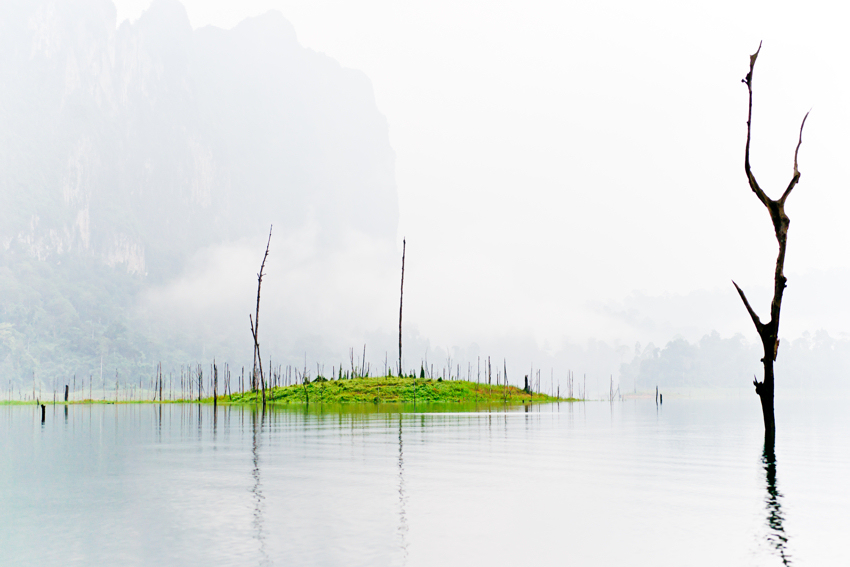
[738,43,808,329]
[736,43,810,431]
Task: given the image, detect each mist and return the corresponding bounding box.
[2,0,850,399]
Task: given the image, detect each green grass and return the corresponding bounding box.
[0,376,581,405]
[223,376,573,405]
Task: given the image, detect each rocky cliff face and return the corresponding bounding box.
[0,0,398,280]
[0,0,399,383]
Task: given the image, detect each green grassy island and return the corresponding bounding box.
[2,376,579,406]
[226,376,571,405]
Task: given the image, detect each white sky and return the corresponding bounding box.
[113,0,850,349]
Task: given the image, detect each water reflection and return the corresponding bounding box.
[762,431,791,565]
[9,399,840,565]
[398,415,409,564]
[252,407,271,565]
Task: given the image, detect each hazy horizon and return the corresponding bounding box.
[111,0,850,343]
[3,0,850,397]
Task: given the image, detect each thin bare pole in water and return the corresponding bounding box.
[251,225,272,407]
[398,238,406,377]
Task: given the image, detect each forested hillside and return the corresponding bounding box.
[0,0,398,389]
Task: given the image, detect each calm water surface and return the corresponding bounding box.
[1,396,848,566]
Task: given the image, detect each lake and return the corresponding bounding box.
[1,395,848,566]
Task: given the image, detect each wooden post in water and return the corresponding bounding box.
[398,238,406,376]
[250,226,272,408]
[503,359,508,403]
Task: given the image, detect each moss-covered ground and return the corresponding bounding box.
[1,376,580,405]
[225,376,572,405]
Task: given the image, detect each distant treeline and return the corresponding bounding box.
[620,330,850,391]
[0,251,213,392]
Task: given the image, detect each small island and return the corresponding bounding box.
[1,375,578,406]
[224,376,569,405]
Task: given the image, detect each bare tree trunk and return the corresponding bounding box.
[398,238,406,377]
[503,359,508,403]
[734,43,809,433]
[250,226,272,407]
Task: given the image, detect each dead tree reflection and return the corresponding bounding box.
[762,432,791,565]
[397,414,409,564]
[251,407,271,565]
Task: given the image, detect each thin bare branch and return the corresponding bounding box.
[743,42,770,208]
[251,225,272,399]
[732,280,764,333]
[779,111,810,204]
[793,111,809,176]
[398,238,406,376]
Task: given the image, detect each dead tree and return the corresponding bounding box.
[250,226,272,407]
[398,238,406,377]
[734,43,809,433]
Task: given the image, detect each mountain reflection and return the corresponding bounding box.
[762,431,791,566]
